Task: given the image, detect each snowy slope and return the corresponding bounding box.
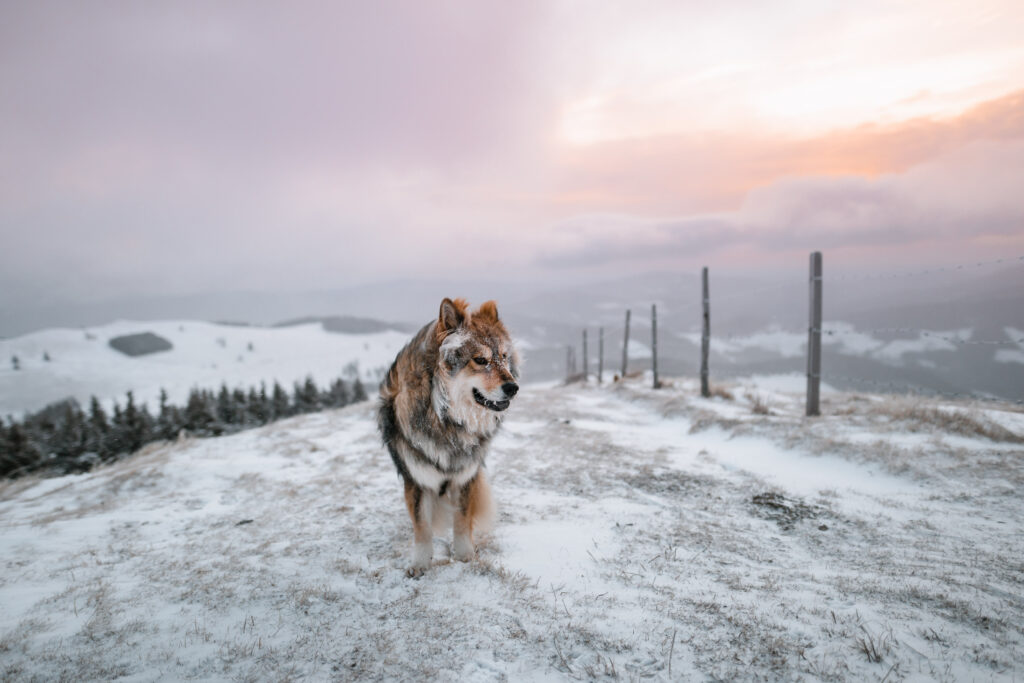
[1,378,1022,681]
[0,320,411,416]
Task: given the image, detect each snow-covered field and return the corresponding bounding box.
[0,320,411,416]
[1,377,1022,681]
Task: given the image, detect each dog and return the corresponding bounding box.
[378,298,520,576]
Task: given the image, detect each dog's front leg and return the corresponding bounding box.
[404,480,434,577]
[452,477,477,562]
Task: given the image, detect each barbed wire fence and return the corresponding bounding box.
[567,252,1024,411]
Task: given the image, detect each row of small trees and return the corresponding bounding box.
[0,375,369,479]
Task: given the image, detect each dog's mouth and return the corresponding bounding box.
[473,388,511,412]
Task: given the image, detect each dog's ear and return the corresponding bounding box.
[475,300,499,323]
[438,297,467,333]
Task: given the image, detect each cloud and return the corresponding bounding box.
[537,214,738,268]
[2,3,1023,309]
[551,89,1024,216]
[539,139,1024,268]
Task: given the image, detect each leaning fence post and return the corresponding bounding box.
[582,329,588,381]
[651,303,659,389]
[806,251,823,416]
[701,266,710,398]
[621,309,631,378]
[598,327,604,384]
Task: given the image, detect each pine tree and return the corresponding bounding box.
[29,411,58,460]
[122,392,143,453]
[184,388,216,436]
[0,419,9,474]
[328,378,351,407]
[55,402,87,465]
[1,422,42,478]
[137,402,155,450]
[352,377,368,402]
[216,384,234,428]
[86,397,111,459]
[271,381,291,419]
[157,389,178,440]
[43,351,51,362]
[295,376,320,413]
[257,382,269,421]
[231,388,248,426]
[11,355,19,370]
[107,401,125,456]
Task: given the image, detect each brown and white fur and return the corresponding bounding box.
[378,298,520,576]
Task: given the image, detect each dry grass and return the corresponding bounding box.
[854,625,894,663]
[745,392,774,415]
[708,385,734,400]
[687,410,742,434]
[871,398,1023,443]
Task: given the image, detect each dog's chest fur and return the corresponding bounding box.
[401,383,499,489]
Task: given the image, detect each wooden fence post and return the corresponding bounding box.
[651,303,659,389]
[582,329,588,380]
[701,266,710,398]
[621,309,631,378]
[806,251,823,416]
[598,327,604,384]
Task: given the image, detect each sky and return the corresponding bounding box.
[2,0,1024,310]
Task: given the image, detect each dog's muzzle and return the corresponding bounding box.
[473,387,514,412]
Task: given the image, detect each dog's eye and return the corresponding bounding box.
[473,356,488,365]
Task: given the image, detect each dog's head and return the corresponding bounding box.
[433,298,520,426]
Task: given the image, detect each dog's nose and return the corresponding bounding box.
[502,382,519,398]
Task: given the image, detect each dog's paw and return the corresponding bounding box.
[452,534,475,562]
[408,542,432,577]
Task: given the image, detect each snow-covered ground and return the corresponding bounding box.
[1,377,1022,681]
[0,320,411,416]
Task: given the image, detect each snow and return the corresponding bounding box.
[872,327,973,362]
[996,349,1024,364]
[682,326,806,359]
[1,377,1022,680]
[626,338,652,359]
[995,326,1024,364]
[821,321,885,355]
[730,372,838,395]
[0,319,410,416]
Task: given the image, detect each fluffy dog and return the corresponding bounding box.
[378,298,520,576]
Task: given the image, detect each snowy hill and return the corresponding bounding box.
[0,319,411,416]
[1,378,1021,680]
